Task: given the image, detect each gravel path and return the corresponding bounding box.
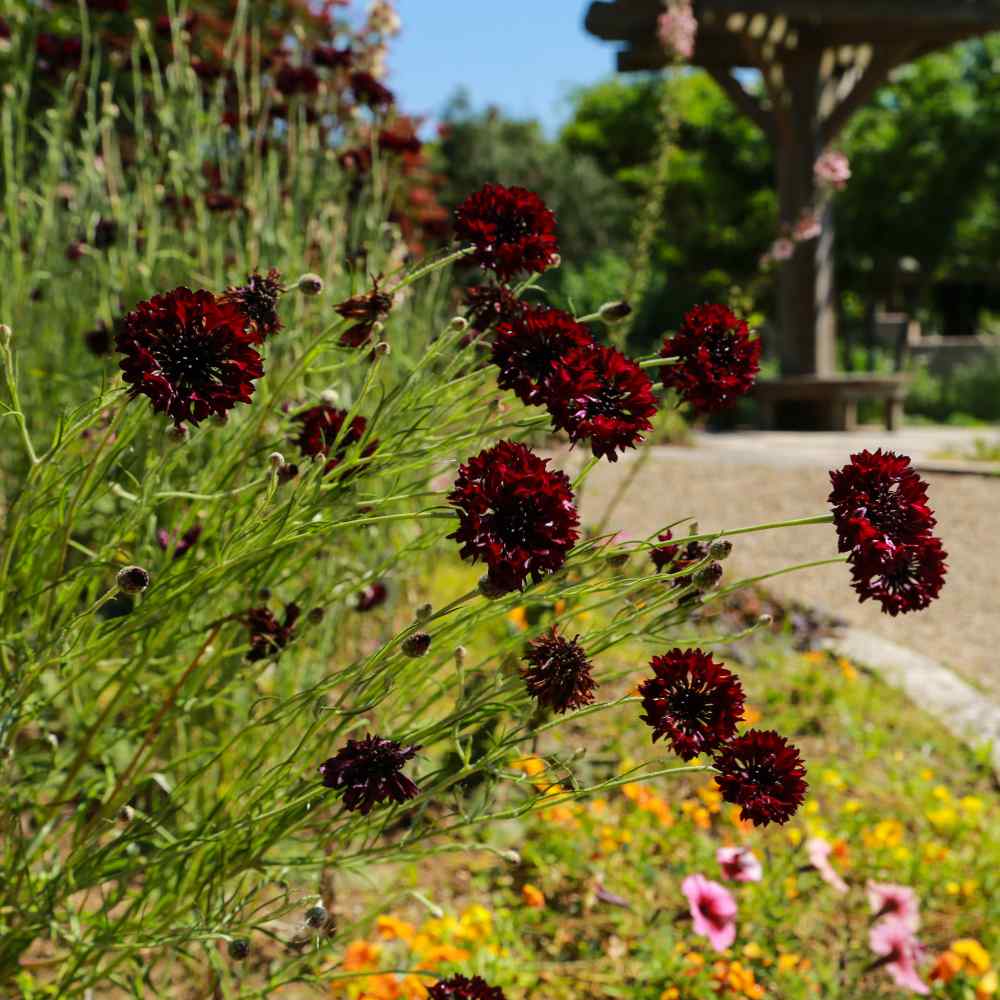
[567,429,1000,700]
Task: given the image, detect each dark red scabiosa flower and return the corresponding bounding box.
[849,535,947,616]
[116,287,263,428]
[243,602,300,662]
[427,975,507,1000]
[454,183,559,281]
[92,217,118,250]
[491,306,592,405]
[660,304,761,412]
[545,343,658,461]
[334,279,393,348]
[449,441,580,593]
[378,126,422,156]
[650,530,680,572]
[221,268,284,340]
[356,580,388,611]
[828,450,935,553]
[651,531,708,590]
[318,734,420,814]
[156,524,202,559]
[639,649,745,760]
[521,627,597,714]
[291,404,378,475]
[465,285,524,334]
[713,729,808,827]
[84,321,114,356]
[275,64,319,97]
[350,71,395,108]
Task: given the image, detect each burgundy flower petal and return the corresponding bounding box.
[849,534,947,616]
[713,729,808,826]
[221,268,284,340]
[427,975,506,1000]
[319,734,419,814]
[291,404,378,475]
[521,627,597,713]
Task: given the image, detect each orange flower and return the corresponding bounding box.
[376,916,416,943]
[415,944,470,969]
[521,884,546,908]
[343,940,381,972]
[929,951,963,983]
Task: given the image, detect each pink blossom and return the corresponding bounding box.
[869,918,930,995]
[793,211,822,243]
[716,846,763,883]
[682,873,737,952]
[657,2,698,61]
[815,150,851,191]
[805,837,848,894]
[771,237,795,261]
[867,881,920,932]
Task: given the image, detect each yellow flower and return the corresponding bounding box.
[743,703,762,726]
[589,797,608,815]
[777,953,801,973]
[415,944,470,969]
[837,657,858,681]
[421,914,459,942]
[926,806,958,830]
[692,807,712,830]
[804,800,820,816]
[977,970,998,998]
[862,819,903,849]
[698,784,723,812]
[946,882,961,896]
[511,755,545,778]
[962,880,978,898]
[919,768,935,781]
[842,798,862,814]
[521,884,545,909]
[742,942,763,960]
[457,904,492,942]
[376,916,416,944]
[932,784,952,801]
[803,651,826,664]
[923,841,949,862]
[893,846,911,862]
[784,875,799,900]
[953,939,992,974]
[685,951,705,968]
[660,989,681,1000]
[507,607,528,630]
[785,828,803,847]
[960,795,985,817]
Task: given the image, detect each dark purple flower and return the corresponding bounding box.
[521,627,597,713]
[243,603,300,662]
[427,974,506,1000]
[221,268,284,340]
[319,734,420,814]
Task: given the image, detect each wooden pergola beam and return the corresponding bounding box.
[703,67,774,137]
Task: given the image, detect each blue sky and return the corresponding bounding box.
[390,1,617,133]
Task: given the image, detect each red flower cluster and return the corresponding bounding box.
[828,450,946,615]
[334,280,393,348]
[319,734,419,814]
[639,649,745,760]
[116,287,264,428]
[713,729,808,827]
[243,603,300,662]
[428,975,506,1000]
[659,304,761,412]
[221,269,284,340]
[465,285,524,334]
[521,628,597,714]
[291,405,377,475]
[454,183,559,280]
[545,343,657,461]
[448,441,580,593]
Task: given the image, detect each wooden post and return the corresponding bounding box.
[774,48,837,377]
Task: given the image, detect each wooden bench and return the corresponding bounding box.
[753,374,910,431]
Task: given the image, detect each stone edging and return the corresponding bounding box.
[823,627,1000,780]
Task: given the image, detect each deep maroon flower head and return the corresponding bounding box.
[243,602,300,662]
[427,975,506,1000]
[356,581,388,611]
[448,440,580,593]
[84,321,114,356]
[313,45,352,69]
[651,532,708,590]
[116,287,263,427]
[660,304,761,412]
[222,268,284,340]
[521,627,597,714]
[491,306,592,405]
[156,524,202,559]
[650,530,680,572]
[291,404,378,475]
[454,183,559,280]
[828,450,935,553]
[849,534,947,616]
[275,64,320,97]
[713,729,808,826]
[639,649,745,760]
[378,127,422,156]
[0,18,10,40]
[351,71,395,108]
[318,734,420,814]
[92,217,118,250]
[335,280,393,348]
[36,33,82,74]
[465,285,524,333]
[545,343,657,461]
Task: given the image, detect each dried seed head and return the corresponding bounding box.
[228,939,250,961]
[757,613,774,627]
[373,340,391,356]
[117,565,150,594]
[118,804,135,823]
[269,451,286,468]
[297,273,324,296]
[450,316,469,332]
[401,632,431,657]
[598,300,632,324]
[477,574,508,600]
[692,562,723,592]
[708,539,733,561]
[305,904,328,928]
[415,602,433,622]
[308,607,325,624]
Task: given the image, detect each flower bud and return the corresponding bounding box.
[117,565,150,594]
[598,300,632,324]
[320,388,339,406]
[373,340,391,357]
[449,316,469,332]
[305,904,328,929]
[692,562,723,592]
[228,939,250,960]
[0,324,12,348]
[454,645,467,667]
[478,574,507,600]
[606,551,630,569]
[297,273,324,296]
[118,804,135,824]
[269,452,286,469]
[308,607,325,625]
[708,539,732,561]
[402,632,431,657]
[415,603,432,622]
[167,424,188,443]
[757,613,774,627]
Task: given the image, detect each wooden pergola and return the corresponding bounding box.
[585,1,1000,427]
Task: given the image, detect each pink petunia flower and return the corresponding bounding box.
[716,846,763,883]
[806,837,848,894]
[869,918,930,995]
[657,1,698,61]
[868,882,920,931]
[682,874,738,952]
